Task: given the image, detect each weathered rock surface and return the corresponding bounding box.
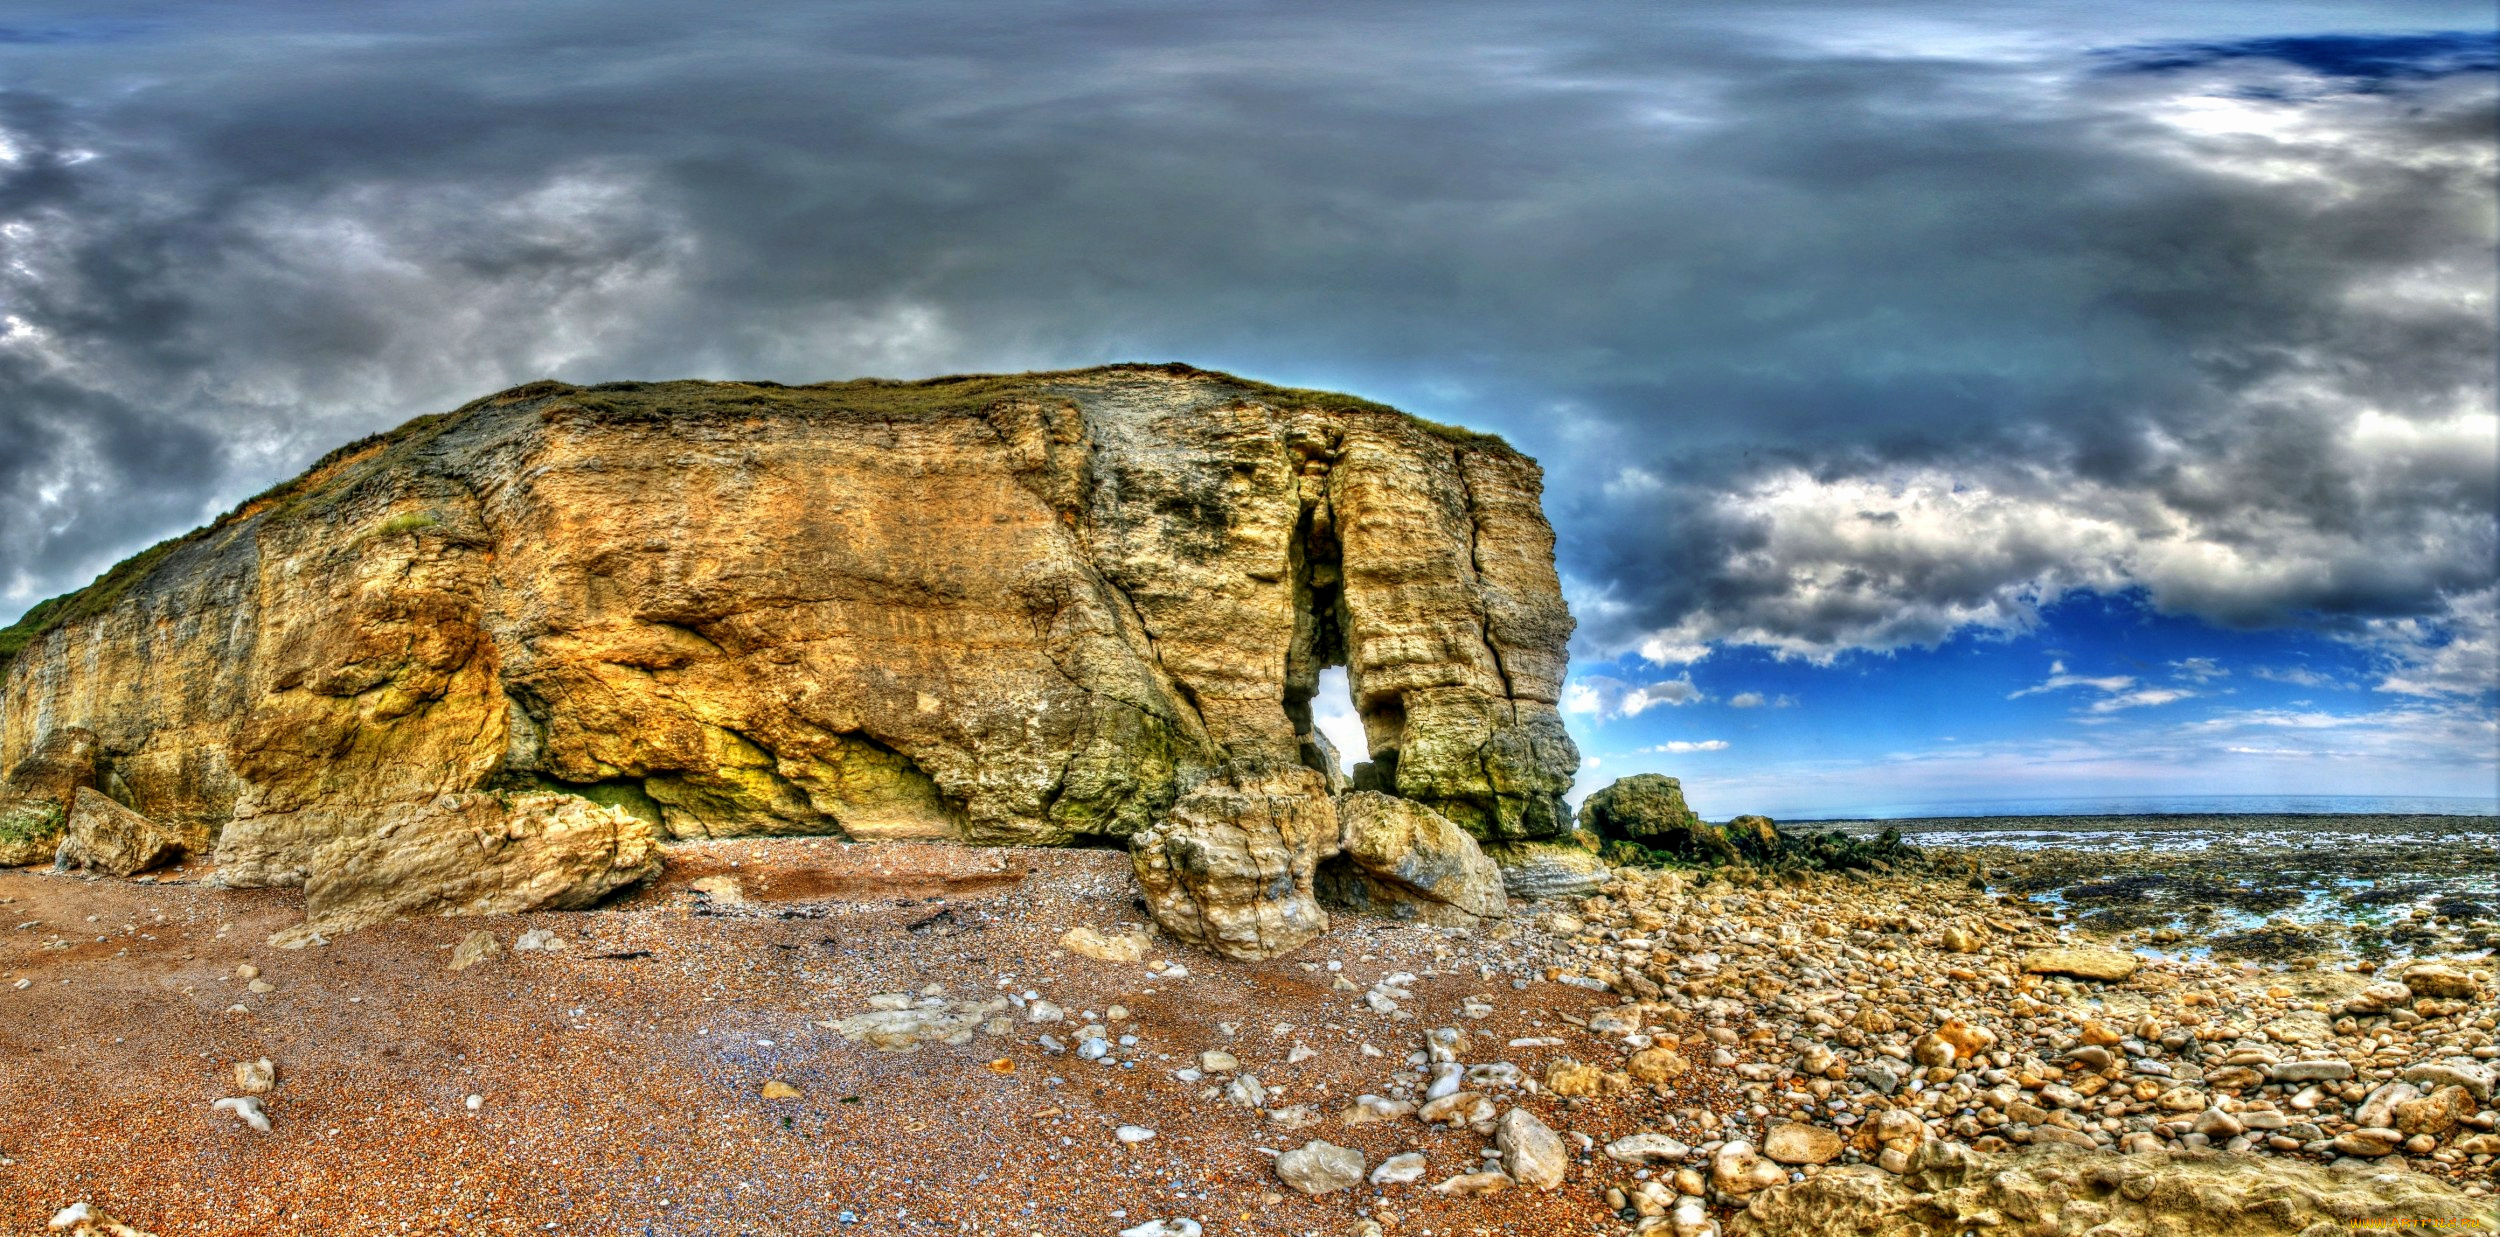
[1728,1141,2499,1236]
[52,787,185,876]
[1578,774,1729,862]
[2020,946,2139,982]
[1480,838,1607,900]
[0,726,98,866]
[1320,790,1508,925]
[0,367,1576,943]
[278,793,662,942]
[1132,764,1339,959]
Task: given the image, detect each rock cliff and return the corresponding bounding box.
[0,365,1575,944]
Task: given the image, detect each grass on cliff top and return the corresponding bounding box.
[0,364,1506,669]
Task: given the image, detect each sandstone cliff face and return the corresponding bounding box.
[0,366,1575,934]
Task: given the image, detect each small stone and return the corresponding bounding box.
[2332,1128,2402,1157]
[231,1059,276,1094]
[1060,926,1151,964]
[211,1095,270,1132]
[447,930,501,971]
[1199,1049,1239,1072]
[1275,1140,1366,1194]
[1604,1132,1692,1164]
[1763,1121,1842,1165]
[2268,1060,2354,1083]
[1628,1046,1690,1084]
[464,1094,483,1111]
[1369,1151,1428,1185]
[234,964,260,980]
[1430,1170,1511,1197]
[1118,1221,1202,1237]
[1115,1125,1157,1143]
[1025,999,1066,1023]
[760,1080,802,1100]
[514,928,566,951]
[1494,1107,1567,1190]
[1418,1091,1494,1128]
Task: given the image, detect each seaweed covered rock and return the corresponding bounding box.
[1580,773,1923,874]
[1578,774,1733,864]
[0,726,97,866]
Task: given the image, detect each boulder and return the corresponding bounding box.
[0,726,98,867]
[2397,962,2481,1000]
[52,787,184,876]
[1577,774,1730,862]
[1130,764,1338,960]
[1322,791,1508,925]
[2020,947,2140,982]
[1480,837,1608,901]
[267,792,662,946]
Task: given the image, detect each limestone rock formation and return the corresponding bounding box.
[0,365,1577,941]
[53,787,185,876]
[1320,790,1508,925]
[1132,764,1341,960]
[1480,838,1608,900]
[1728,1140,2499,1237]
[0,726,98,866]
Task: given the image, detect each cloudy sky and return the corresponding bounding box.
[2,1,2492,817]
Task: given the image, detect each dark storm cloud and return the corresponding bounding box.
[0,0,2490,689]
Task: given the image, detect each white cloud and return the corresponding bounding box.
[1642,740,1729,754]
[2086,688,2194,714]
[2169,657,2228,682]
[2008,660,2136,700]
[2252,665,2342,689]
[1564,674,1706,721]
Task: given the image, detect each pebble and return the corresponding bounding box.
[1368,1151,1428,1185]
[1273,1140,1365,1195]
[1494,1107,1566,1189]
[1115,1125,1156,1143]
[211,1096,270,1133]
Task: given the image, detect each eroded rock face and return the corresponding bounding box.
[0,367,1577,937]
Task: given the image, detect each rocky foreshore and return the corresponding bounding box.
[8,828,2499,1236]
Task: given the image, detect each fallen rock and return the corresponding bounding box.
[759,1080,802,1100]
[270,793,662,946]
[1494,1106,1567,1190]
[0,727,98,868]
[447,930,501,971]
[52,788,184,877]
[1431,1171,1511,1197]
[2397,962,2480,999]
[1131,764,1337,960]
[1324,792,1508,924]
[1604,1132,1692,1164]
[1274,1140,1366,1195]
[1369,1151,1428,1185]
[1060,925,1152,963]
[2020,947,2139,982]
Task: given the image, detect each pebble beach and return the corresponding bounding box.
[3,829,2495,1236]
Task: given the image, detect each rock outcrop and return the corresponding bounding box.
[0,366,1576,947]
[1320,790,1509,926]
